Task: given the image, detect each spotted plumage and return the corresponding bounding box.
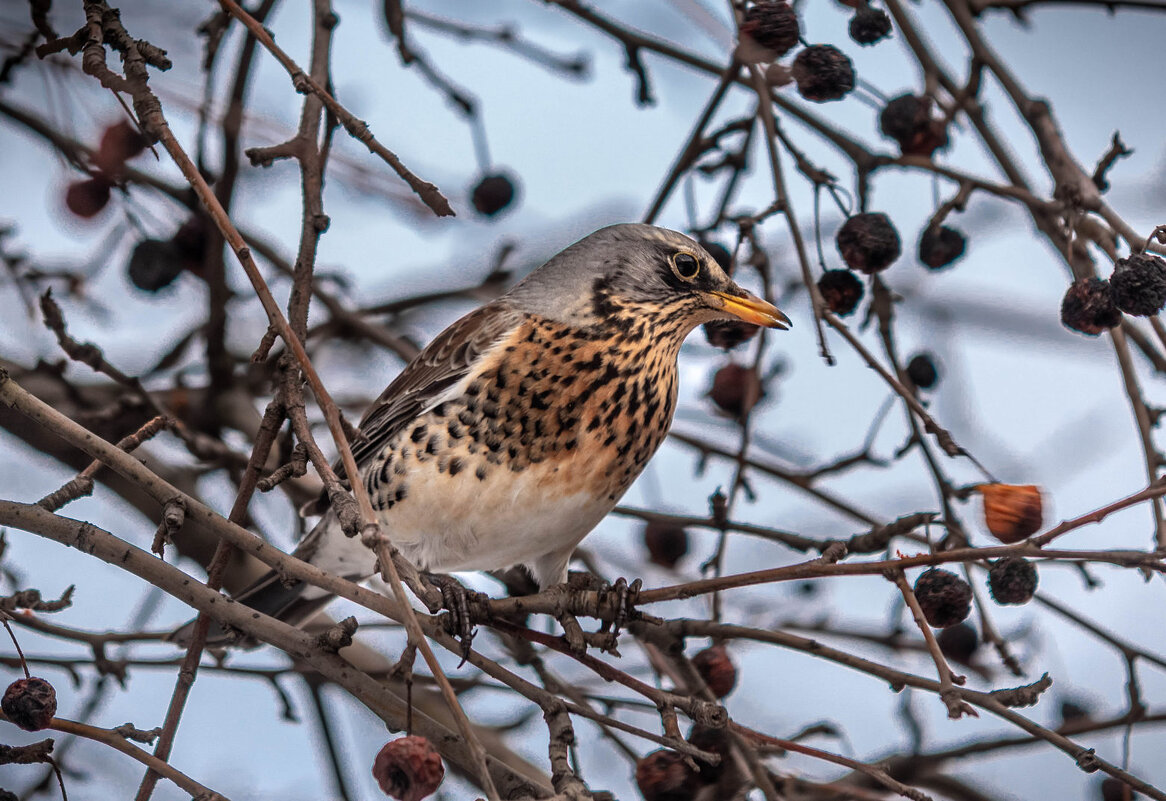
[222,223,790,629]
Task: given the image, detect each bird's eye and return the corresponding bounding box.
[671,252,701,281]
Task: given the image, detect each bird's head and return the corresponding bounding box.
[508,223,790,341]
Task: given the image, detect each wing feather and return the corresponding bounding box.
[348,300,523,470]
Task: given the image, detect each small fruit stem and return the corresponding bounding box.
[1,617,31,678]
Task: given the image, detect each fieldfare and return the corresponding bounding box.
[213,224,789,635]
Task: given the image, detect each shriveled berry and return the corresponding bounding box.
[987,557,1038,605]
[1061,278,1121,335]
[791,45,855,102]
[879,94,948,157]
[635,749,698,801]
[1109,252,1166,317]
[692,644,737,698]
[2,677,57,731]
[849,6,892,45]
[687,724,730,784]
[171,215,209,265]
[978,483,1043,543]
[95,120,147,175]
[836,212,901,274]
[740,2,800,58]
[703,320,760,350]
[643,520,689,569]
[913,568,972,628]
[372,736,444,801]
[936,622,978,665]
[708,363,765,420]
[65,177,112,218]
[1060,698,1092,724]
[470,172,517,217]
[906,353,939,389]
[1101,777,1139,801]
[817,269,864,315]
[919,225,967,270]
[128,239,184,292]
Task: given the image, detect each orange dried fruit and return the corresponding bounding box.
[977,483,1043,543]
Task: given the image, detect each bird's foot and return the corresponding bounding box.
[423,572,486,664]
[555,573,642,655]
[599,576,642,639]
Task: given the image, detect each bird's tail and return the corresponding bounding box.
[166,569,336,648]
[168,513,368,648]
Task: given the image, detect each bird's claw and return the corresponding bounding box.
[423,573,481,664]
[599,576,642,638]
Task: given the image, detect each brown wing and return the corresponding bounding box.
[347,299,524,470]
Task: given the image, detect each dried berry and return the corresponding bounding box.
[987,557,1038,605]
[171,215,209,265]
[703,320,760,350]
[687,724,730,784]
[791,45,855,103]
[836,212,901,274]
[708,363,765,420]
[65,177,112,219]
[978,483,1043,543]
[643,520,689,569]
[1109,252,1166,317]
[849,5,892,45]
[817,269,864,315]
[372,736,444,801]
[1060,698,1092,724]
[470,172,517,217]
[692,644,737,698]
[2,677,57,731]
[128,239,185,292]
[740,2,800,59]
[913,568,972,628]
[95,120,147,175]
[906,353,939,389]
[1061,278,1121,335]
[1101,777,1139,801]
[635,749,698,801]
[918,225,967,270]
[936,622,979,665]
[879,94,948,157]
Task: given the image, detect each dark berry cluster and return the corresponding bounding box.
[849,5,892,45]
[791,45,855,102]
[817,269,864,315]
[918,225,967,270]
[1109,252,1166,317]
[879,94,948,157]
[2,676,57,731]
[470,172,518,217]
[1061,278,1122,335]
[740,1,800,58]
[913,568,973,628]
[692,643,737,698]
[643,520,689,569]
[987,557,1039,605]
[836,212,902,274]
[635,749,698,801]
[906,353,939,389]
[709,363,765,420]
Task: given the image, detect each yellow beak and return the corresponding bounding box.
[707,289,791,330]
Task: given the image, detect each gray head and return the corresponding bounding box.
[506,224,790,342]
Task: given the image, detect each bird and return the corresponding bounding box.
[192,223,789,640]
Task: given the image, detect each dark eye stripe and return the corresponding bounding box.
[672,252,700,280]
